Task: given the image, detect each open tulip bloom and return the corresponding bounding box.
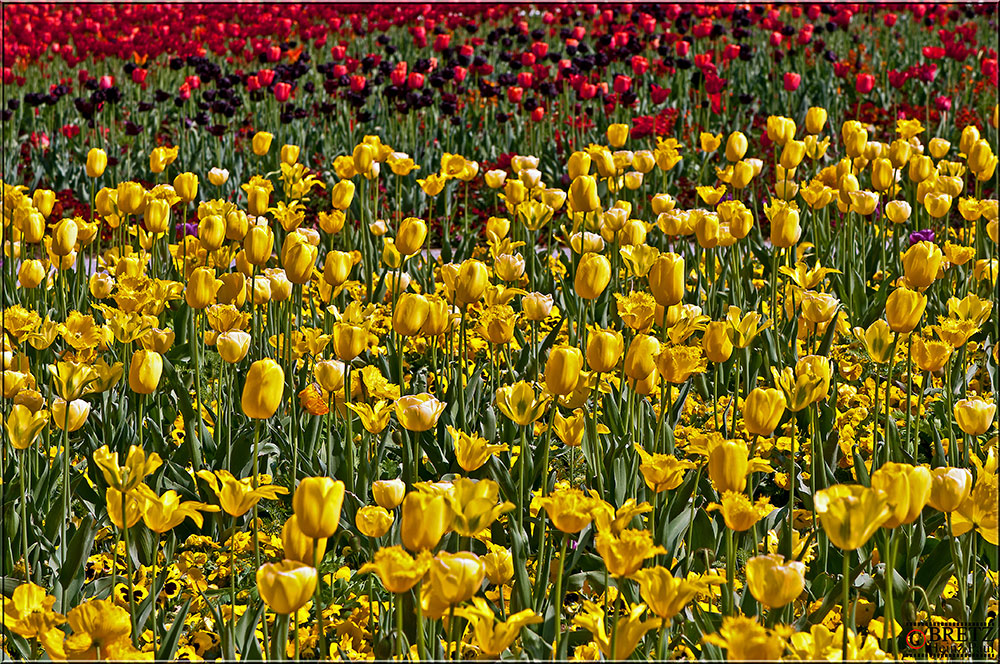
[2,2,999,662]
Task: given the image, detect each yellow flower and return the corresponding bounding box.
[3,404,49,450]
[400,489,453,551]
[536,487,601,533]
[359,546,434,594]
[951,479,999,545]
[635,445,696,492]
[595,528,666,577]
[355,505,394,538]
[41,598,143,661]
[702,615,786,660]
[458,597,543,657]
[495,381,551,426]
[447,478,515,537]
[256,561,317,615]
[572,601,661,661]
[2,582,64,639]
[92,445,162,492]
[745,554,806,609]
[136,485,218,534]
[428,551,486,605]
[395,393,447,432]
[655,345,707,384]
[48,360,97,401]
[725,306,770,348]
[196,469,289,517]
[699,132,722,152]
[707,492,774,531]
[292,477,345,539]
[448,426,508,472]
[814,484,891,550]
[631,567,722,623]
[347,400,393,434]
[953,398,996,436]
[870,462,932,528]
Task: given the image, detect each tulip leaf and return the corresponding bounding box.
[816,310,839,357]
[155,598,192,661]
[237,599,266,659]
[56,516,95,609]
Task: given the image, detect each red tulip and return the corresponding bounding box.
[507,86,523,104]
[433,34,450,52]
[521,52,535,67]
[407,72,424,89]
[99,75,115,89]
[258,69,275,86]
[330,45,346,61]
[531,107,545,122]
[783,72,801,91]
[532,41,548,58]
[675,40,690,56]
[884,13,898,27]
[453,66,467,83]
[613,75,631,94]
[855,73,875,94]
[273,82,291,102]
[131,68,147,84]
[349,75,366,92]
[517,72,533,88]
[631,56,649,76]
[651,84,670,104]
[266,45,281,62]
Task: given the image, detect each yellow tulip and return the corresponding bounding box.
[814,484,891,550]
[400,490,453,551]
[241,359,284,419]
[256,561,317,614]
[745,554,806,609]
[293,477,345,539]
[394,393,446,432]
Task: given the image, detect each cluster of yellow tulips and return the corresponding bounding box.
[1,105,998,662]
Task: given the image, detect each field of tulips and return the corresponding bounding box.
[2,2,999,661]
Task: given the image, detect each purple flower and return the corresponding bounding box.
[909,228,935,246]
[176,221,199,239]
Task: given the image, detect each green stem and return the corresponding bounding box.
[842,551,851,660]
[725,526,736,615]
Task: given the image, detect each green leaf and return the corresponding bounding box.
[156,599,192,661]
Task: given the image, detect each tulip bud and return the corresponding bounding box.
[173,172,199,204]
[647,252,685,307]
[396,217,427,256]
[454,259,489,308]
[545,346,584,395]
[198,214,226,251]
[293,477,345,539]
[51,218,79,256]
[252,131,274,156]
[708,440,749,493]
[244,223,274,266]
[372,479,406,510]
[128,349,163,394]
[282,238,318,285]
[725,131,748,162]
[574,252,611,300]
[401,491,453,551]
[885,287,927,334]
[17,260,45,289]
[186,267,219,309]
[281,144,300,165]
[953,398,996,436]
[568,175,600,213]
[256,561,317,615]
[393,293,430,337]
[805,107,828,135]
[217,330,251,363]
[743,388,787,437]
[927,467,973,512]
[242,358,284,419]
[331,180,356,210]
[144,199,171,235]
